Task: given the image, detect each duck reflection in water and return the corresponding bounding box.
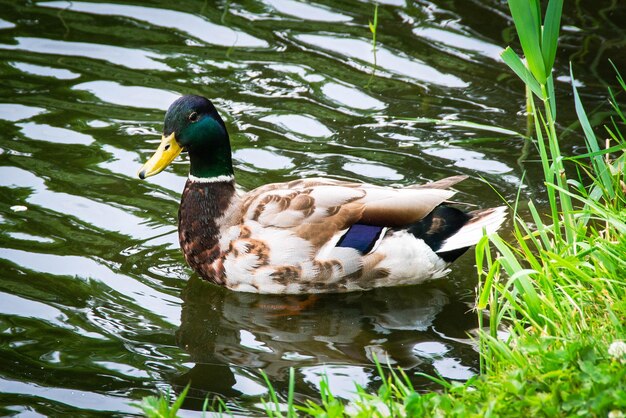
[173,276,480,407]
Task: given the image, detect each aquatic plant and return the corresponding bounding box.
[366,3,379,89]
[133,385,190,418]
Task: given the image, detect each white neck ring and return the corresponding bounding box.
[188,174,235,183]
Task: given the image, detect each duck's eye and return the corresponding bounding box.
[188,112,199,122]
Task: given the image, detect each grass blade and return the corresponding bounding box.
[565,142,626,160]
[287,368,295,418]
[541,0,563,74]
[546,72,556,119]
[170,384,190,417]
[501,47,543,98]
[570,64,615,198]
[508,0,546,83]
[410,116,524,137]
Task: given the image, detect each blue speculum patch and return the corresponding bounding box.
[336,224,385,254]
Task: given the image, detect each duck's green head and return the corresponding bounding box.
[138,95,233,180]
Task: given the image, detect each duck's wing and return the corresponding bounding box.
[407,175,468,190]
[240,177,457,249]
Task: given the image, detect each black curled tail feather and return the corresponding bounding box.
[407,205,472,262]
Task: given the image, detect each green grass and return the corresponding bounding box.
[133,385,191,418]
[136,0,626,416]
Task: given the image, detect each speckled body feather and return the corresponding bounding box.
[138,95,506,294]
[178,176,506,294]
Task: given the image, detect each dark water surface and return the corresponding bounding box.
[1,0,624,415]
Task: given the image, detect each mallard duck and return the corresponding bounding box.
[138,95,506,294]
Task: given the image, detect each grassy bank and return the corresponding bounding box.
[137,0,626,416]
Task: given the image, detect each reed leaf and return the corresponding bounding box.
[541,0,563,74]
[500,47,543,98]
[507,0,546,83]
[570,65,615,198]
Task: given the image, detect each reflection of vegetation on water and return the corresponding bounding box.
[567,0,626,85]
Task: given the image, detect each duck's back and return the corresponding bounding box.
[178,176,505,294]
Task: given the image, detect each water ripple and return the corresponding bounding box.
[0,248,181,326]
[0,103,46,122]
[0,37,171,71]
[294,33,468,88]
[39,1,268,48]
[73,81,180,110]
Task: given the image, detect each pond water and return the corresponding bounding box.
[0,0,624,416]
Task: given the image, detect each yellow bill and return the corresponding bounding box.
[137,133,182,179]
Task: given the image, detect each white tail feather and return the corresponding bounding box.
[436,206,507,253]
